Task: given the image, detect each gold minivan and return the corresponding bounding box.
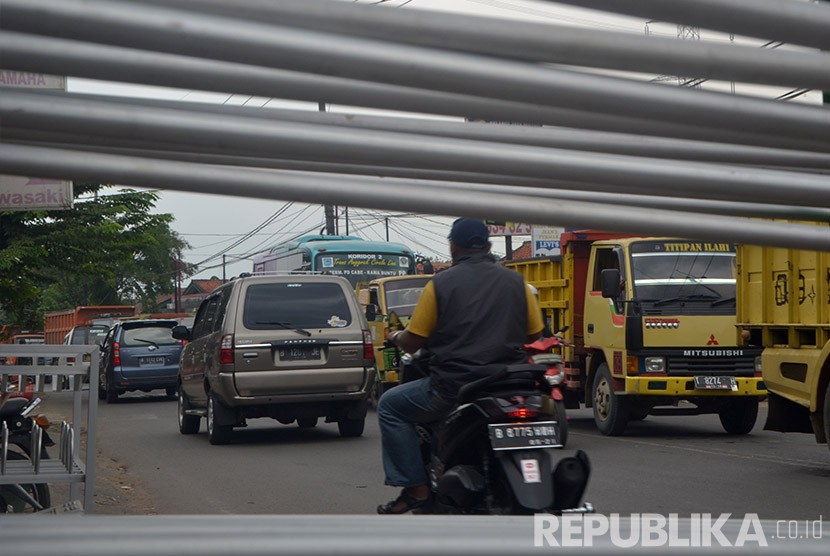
[173,274,376,445]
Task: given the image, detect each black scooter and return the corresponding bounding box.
[0,396,54,512]
[399,351,593,515]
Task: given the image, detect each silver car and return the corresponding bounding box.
[173,275,375,445]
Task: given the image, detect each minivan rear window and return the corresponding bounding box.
[122,324,178,347]
[243,283,353,330]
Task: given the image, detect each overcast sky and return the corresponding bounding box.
[65,0,822,281]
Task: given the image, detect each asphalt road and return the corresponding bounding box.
[40,391,830,519]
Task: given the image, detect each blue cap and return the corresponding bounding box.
[448,218,489,249]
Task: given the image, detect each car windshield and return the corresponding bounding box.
[630,241,736,306]
[383,277,431,318]
[70,326,109,345]
[243,282,353,330]
[121,324,178,347]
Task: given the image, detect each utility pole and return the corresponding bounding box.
[385,217,389,241]
[222,254,226,281]
[320,101,336,235]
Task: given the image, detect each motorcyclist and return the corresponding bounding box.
[376,218,543,514]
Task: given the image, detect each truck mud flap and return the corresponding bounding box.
[764,392,814,434]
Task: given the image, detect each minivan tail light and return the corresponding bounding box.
[363,330,374,360]
[219,334,234,365]
[113,342,121,366]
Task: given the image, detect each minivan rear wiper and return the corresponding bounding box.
[257,321,312,337]
[133,338,160,349]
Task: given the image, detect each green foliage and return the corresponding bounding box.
[0,183,188,328]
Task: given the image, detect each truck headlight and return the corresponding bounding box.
[644,356,666,373]
[755,356,763,374]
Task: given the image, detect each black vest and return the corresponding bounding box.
[427,253,528,399]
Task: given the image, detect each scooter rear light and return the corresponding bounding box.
[113,342,121,366]
[507,408,539,419]
[219,334,234,365]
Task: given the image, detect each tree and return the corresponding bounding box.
[0,183,188,328]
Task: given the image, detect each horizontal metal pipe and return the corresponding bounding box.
[2,31,825,153]
[26,89,830,171]
[12,134,830,221]
[134,0,830,91]
[2,0,828,148]
[546,0,830,51]
[2,142,829,251]
[3,90,829,207]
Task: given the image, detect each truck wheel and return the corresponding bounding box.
[207,393,233,445]
[823,382,830,451]
[592,363,630,436]
[178,386,200,435]
[718,398,759,435]
[554,399,568,447]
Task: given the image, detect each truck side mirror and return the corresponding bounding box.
[172,325,191,341]
[365,303,379,322]
[600,269,622,298]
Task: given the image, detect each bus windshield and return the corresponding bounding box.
[630,241,736,308]
[316,253,413,287]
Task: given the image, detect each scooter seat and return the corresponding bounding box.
[0,397,29,419]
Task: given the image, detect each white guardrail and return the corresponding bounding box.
[0,344,99,511]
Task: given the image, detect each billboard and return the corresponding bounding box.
[0,70,72,211]
[486,222,532,237]
[532,226,565,257]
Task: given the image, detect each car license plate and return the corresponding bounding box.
[488,421,561,451]
[693,376,738,391]
[278,346,322,362]
[139,356,165,366]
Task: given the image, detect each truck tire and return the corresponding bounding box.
[823,381,830,452]
[592,363,630,436]
[718,398,759,435]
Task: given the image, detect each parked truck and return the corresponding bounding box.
[736,239,830,453]
[43,306,136,345]
[505,231,766,436]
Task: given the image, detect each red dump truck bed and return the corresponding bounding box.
[43,306,136,344]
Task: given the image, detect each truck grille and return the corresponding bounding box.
[667,355,755,377]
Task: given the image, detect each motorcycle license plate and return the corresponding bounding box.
[693,376,737,391]
[488,421,561,451]
[139,356,164,366]
[278,347,321,362]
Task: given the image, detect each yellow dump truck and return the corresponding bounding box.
[506,231,766,436]
[357,274,432,404]
[737,239,830,453]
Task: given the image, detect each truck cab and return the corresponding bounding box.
[507,232,766,436]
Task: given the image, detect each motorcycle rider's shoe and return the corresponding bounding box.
[377,490,429,514]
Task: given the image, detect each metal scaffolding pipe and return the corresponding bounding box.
[2,31,825,153]
[26,90,830,171]
[134,0,830,91]
[9,129,830,221]
[545,0,830,51]
[3,90,828,207]
[1,142,829,252]
[2,1,828,148]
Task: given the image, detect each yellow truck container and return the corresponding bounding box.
[507,231,765,436]
[736,236,830,452]
[357,274,432,404]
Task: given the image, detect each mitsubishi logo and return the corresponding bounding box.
[707,335,719,346]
